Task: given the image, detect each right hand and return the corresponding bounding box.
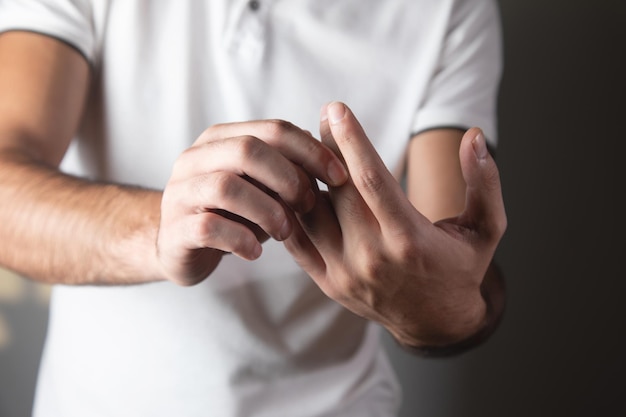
[156,119,348,286]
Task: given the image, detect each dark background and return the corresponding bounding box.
[1,0,625,416]
[385,0,626,416]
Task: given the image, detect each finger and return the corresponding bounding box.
[281,199,328,281]
[281,174,335,279]
[319,105,379,233]
[298,188,343,255]
[197,119,348,187]
[291,174,343,252]
[181,211,263,260]
[211,209,270,244]
[458,128,507,244]
[322,102,426,229]
[173,136,316,213]
[173,171,293,241]
[284,188,343,284]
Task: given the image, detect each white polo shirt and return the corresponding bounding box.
[0,1,502,416]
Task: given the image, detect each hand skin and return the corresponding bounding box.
[0,31,347,286]
[0,32,505,354]
[158,120,348,285]
[283,102,507,354]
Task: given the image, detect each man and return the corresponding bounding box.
[0,0,506,415]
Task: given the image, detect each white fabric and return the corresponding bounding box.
[0,1,502,416]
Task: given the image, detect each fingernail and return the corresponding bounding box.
[472,132,489,160]
[328,102,346,125]
[328,160,348,185]
[320,103,329,122]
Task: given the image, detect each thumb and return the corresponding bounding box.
[458,128,507,243]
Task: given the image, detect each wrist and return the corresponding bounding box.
[393,262,506,358]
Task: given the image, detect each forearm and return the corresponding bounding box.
[0,151,166,285]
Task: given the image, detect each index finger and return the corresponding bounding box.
[323,102,422,228]
[197,119,348,187]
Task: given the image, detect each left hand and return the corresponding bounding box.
[283,102,507,348]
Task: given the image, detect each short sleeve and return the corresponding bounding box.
[411,0,503,146]
[0,0,95,64]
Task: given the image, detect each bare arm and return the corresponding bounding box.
[402,128,506,356]
[0,32,348,286]
[406,129,467,222]
[0,31,164,285]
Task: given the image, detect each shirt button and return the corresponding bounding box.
[248,0,260,11]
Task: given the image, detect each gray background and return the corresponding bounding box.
[1,0,625,416]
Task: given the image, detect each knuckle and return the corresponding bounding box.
[280,164,301,187]
[264,119,295,139]
[394,235,420,260]
[355,167,386,195]
[195,124,222,145]
[361,255,386,283]
[321,283,342,301]
[178,146,196,161]
[193,130,210,146]
[210,171,239,200]
[191,212,252,255]
[190,213,220,245]
[261,204,287,234]
[171,147,196,174]
[285,170,309,199]
[327,275,364,301]
[301,131,323,152]
[354,242,386,281]
[302,139,329,169]
[235,135,265,161]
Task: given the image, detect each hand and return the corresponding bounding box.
[283,102,507,348]
[157,119,348,286]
